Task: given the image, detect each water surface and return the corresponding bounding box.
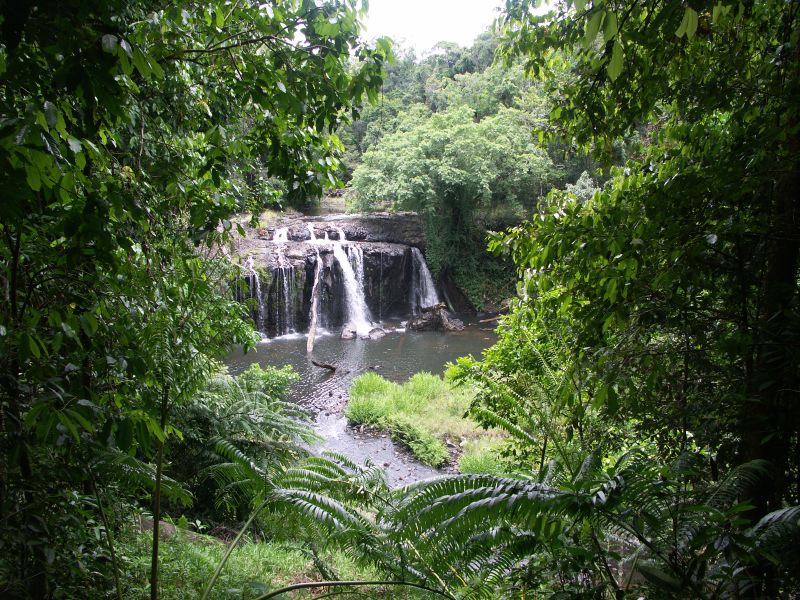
[226,321,497,485]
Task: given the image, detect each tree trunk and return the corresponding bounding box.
[740,151,800,514]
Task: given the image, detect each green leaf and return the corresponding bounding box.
[25,165,41,191]
[80,314,98,337]
[603,12,618,42]
[637,564,682,591]
[101,34,118,54]
[607,41,623,80]
[676,7,698,38]
[67,409,94,432]
[132,48,152,79]
[67,136,82,153]
[584,11,604,49]
[58,412,81,442]
[120,39,133,58]
[685,8,699,39]
[43,101,58,128]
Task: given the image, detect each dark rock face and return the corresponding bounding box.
[267,213,426,250]
[407,304,465,332]
[233,212,455,337]
[362,243,413,319]
[438,267,476,314]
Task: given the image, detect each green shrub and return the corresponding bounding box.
[406,372,448,404]
[346,372,486,466]
[117,528,384,599]
[349,370,394,397]
[387,415,449,467]
[236,363,299,397]
[344,392,390,426]
[458,438,507,475]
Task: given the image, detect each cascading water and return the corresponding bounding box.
[410,247,441,314]
[273,227,288,242]
[349,244,368,312]
[271,266,296,336]
[331,242,373,336]
[244,256,266,331]
[240,218,450,339]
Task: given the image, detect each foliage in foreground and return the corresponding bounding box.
[495,0,799,518]
[211,445,798,598]
[0,1,389,597]
[118,527,396,600]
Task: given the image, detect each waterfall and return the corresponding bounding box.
[410,247,440,314]
[244,256,266,330]
[272,266,295,336]
[349,244,367,309]
[273,227,288,242]
[307,248,322,352]
[332,242,373,336]
[241,217,452,339]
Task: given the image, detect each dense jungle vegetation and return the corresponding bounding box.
[1,0,799,599]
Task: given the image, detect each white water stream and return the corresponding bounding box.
[261,220,440,339]
[410,247,441,313]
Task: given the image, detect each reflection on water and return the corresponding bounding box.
[227,321,497,409]
[225,321,498,486]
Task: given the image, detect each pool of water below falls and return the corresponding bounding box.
[226,320,497,486]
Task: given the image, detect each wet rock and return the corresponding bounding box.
[407,303,465,332]
[341,327,357,340]
[368,327,386,340]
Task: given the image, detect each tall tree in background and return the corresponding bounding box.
[495,0,799,515]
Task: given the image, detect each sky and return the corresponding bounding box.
[361,0,505,54]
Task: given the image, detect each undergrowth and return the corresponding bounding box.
[458,438,508,475]
[345,372,497,467]
[118,527,395,599]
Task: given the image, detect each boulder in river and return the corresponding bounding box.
[368,327,386,340]
[407,303,465,332]
[341,326,357,340]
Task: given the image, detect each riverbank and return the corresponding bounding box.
[226,322,497,485]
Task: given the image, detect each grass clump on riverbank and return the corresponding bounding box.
[458,438,508,475]
[345,372,486,467]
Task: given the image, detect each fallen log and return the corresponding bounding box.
[311,359,337,372]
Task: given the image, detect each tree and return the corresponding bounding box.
[494,0,799,521]
[0,1,388,597]
[348,105,562,308]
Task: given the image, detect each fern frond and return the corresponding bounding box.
[703,459,770,509]
[97,450,193,507]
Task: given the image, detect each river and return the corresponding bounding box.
[227,319,496,485]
